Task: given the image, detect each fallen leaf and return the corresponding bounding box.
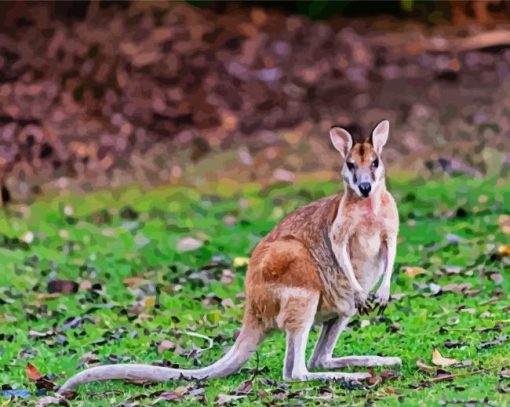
[23,362,56,391]
[78,279,93,291]
[431,349,458,368]
[144,296,156,308]
[446,233,464,244]
[236,379,253,394]
[25,363,43,381]
[498,215,510,234]
[35,395,69,406]
[380,370,399,381]
[216,394,246,405]
[442,282,472,294]
[443,265,462,274]
[444,340,466,348]
[29,329,54,339]
[498,379,510,394]
[78,351,100,366]
[21,231,34,244]
[366,375,382,386]
[416,359,435,372]
[155,391,183,401]
[490,273,504,284]
[404,266,427,278]
[176,237,203,252]
[478,335,508,350]
[221,298,235,308]
[233,256,250,268]
[157,339,175,354]
[452,360,473,368]
[414,282,441,295]
[123,276,150,287]
[47,280,79,294]
[498,245,510,256]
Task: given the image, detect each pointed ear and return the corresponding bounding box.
[329,126,353,158]
[370,120,389,154]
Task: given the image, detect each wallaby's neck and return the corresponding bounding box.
[342,180,387,215]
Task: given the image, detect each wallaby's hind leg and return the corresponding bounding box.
[278,291,370,382]
[308,315,402,370]
[308,316,349,369]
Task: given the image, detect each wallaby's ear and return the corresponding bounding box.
[329,126,353,158]
[370,120,389,155]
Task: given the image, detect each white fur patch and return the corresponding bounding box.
[269,285,316,300]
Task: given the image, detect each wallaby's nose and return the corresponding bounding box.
[359,182,371,197]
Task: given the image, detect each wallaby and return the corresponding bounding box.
[58,120,400,394]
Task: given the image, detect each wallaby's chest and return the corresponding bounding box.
[350,227,385,290]
[350,225,382,258]
[330,209,388,291]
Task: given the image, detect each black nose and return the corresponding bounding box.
[359,182,371,197]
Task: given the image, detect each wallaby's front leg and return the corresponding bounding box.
[372,234,397,313]
[308,315,401,370]
[334,240,370,313]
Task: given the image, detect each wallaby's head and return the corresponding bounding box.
[329,120,389,198]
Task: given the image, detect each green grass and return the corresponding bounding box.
[1,175,510,406]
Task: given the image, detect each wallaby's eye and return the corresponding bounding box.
[372,159,379,169]
[346,162,355,171]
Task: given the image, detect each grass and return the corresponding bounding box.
[1,174,510,406]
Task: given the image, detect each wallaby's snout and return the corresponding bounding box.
[359,182,371,197]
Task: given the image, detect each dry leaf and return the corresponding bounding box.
[79,352,99,366]
[78,279,93,291]
[36,395,69,407]
[431,348,458,367]
[416,359,435,372]
[233,256,250,268]
[442,282,472,294]
[123,276,150,287]
[404,266,427,278]
[221,298,235,308]
[236,379,254,394]
[498,245,510,256]
[144,296,156,309]
[157,339,175,354]
[216,394,246,405]
[25,363,43,381]
[47,280,79,294]
[176,237,203,252]
[498,215,510,234]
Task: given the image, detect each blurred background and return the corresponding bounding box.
[0,0,509,202]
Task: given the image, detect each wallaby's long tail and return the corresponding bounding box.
[58,325,264,394]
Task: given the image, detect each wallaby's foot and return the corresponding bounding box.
[285,371,371,382]
[310,355,401,370]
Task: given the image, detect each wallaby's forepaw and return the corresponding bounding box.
[354,290,372,315]
[369,289,390,315]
